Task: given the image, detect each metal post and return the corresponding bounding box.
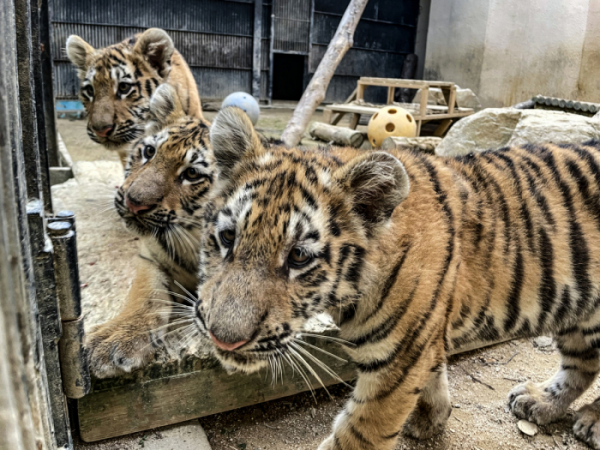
[252,0,263,99]
[39,0,61,169]
[14,0,52,213]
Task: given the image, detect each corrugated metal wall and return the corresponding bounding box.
[52,0,269,100]
[272,0,311,54]
[311,0,420,103]
[51,0,419,102]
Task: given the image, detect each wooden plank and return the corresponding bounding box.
[356,82,366,102]
[325,104,474,123]
[349,113,360,129]
[359,77,455,89]
[433,119,453,137]
[418,87,429,136]
[386,86,395,104]
[331,111,347,125]
[78,338,356,442]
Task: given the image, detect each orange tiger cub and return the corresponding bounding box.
[188,107,600,450]
[66,28,202,166]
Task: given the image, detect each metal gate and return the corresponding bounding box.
[1,0,89,448]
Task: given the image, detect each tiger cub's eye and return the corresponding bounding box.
[219,229,235,247]
[118,82,131,94]
[143,145,156,160]
[82,85,94,98]
[288,247,313,268]
[183,167,204,182]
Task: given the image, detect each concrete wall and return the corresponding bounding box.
[424,0,600,107]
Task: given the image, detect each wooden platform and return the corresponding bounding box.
[77,322,511,442]
[324,77,475,137]
[77,333,355,442]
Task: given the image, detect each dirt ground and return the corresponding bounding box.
[55,107,600,450]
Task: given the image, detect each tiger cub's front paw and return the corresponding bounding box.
[403,396,452,439]
[508,381,566,425]
[86,323,158,378]
[574,402,600,449]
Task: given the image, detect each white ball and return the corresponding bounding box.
[221,92,260,125]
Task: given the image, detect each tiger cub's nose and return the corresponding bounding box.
[125,195,154,215]
[208,331,248,351]
[93,125,114,137]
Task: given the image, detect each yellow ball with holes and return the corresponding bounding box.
[367,106,417,148]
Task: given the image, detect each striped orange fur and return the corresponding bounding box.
[194,107,600,449]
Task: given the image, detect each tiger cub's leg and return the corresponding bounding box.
[403,363,452,439]
[509,329,600,425]
[317,340,440,450]
[86,256,176,378]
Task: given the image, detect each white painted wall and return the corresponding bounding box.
[424,0,600,107]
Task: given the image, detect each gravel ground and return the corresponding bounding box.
[55,109,600,450]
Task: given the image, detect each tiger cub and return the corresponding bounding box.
[66,28,202,166]
[190,107,600,449]
[85,84,213,378]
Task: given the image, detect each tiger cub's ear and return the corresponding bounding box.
[66,35,95,77]
[134,28,174,78]
[209,107,265,181]
[146,84,186,134]
[334,152,410,231]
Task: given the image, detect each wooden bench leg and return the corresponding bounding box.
[323,109,332,124]
[434,119,453,137]
[349,113,360,129]
[331,112,346,126]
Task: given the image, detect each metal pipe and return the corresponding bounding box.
[47,220,90,400]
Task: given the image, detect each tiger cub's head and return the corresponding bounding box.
[194,108,410,373]
[66,28,176,150]
[114,84,213,261]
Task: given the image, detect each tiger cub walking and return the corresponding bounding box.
[191,107,600,449]
[66,28,202,166]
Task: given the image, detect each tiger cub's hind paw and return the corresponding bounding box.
[508,381,566,425]
[574,402,600,449]
[85,323,159,378]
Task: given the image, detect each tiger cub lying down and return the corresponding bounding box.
[189,107,600,449]
[85,85,214,378]
[66,28,202,166]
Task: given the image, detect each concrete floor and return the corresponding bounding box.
[54,108,600,450]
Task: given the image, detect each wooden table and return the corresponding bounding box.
[323,77,475,137]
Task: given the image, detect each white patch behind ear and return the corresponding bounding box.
[66,35,95,76]
[209,107,263,180]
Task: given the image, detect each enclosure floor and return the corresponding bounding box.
[55,109,600,450]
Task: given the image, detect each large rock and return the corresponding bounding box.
[412,86,482,110]
[456,88,482,110]
[435,108,521,157]
[436,108,600,157]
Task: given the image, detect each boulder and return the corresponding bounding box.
[436,108,600,157]
[412,86,482,110]
[435,108,521,157]
[456,88,482,110]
